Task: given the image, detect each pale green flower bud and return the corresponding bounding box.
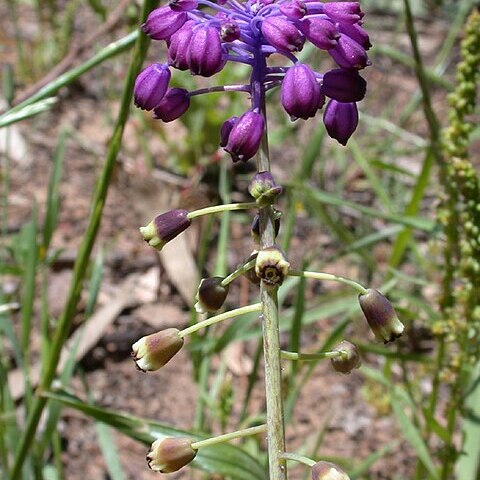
[312,461,350,480]
[131,328,184,372]
[147,437,197,473]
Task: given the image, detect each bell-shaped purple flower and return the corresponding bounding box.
[321,68,366,103]
[168,20,195,71]
[323,100,358,146]
[261,17,305,53]
[279,0,307,20]
[153,88,190,122]
[169,0,198,12]
[220,116,238,147]
[281,64,324,120]
[220,19,241,42]
[339,22,371,50]
[323,2,364,24]
[187,25,225,77]
[329,35,370,70]
[134,64,171,111]
[298,18,339,50]
[142,6,188,40]
[224,111,264,163]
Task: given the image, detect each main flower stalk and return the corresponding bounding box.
[251,36,288,480]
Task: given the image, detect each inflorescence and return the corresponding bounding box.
[134,0,371,155]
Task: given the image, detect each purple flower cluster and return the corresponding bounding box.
[134,0,371,159]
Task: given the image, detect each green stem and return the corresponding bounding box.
[8,2,158,478]
[191,424,267,450]
[280,350,343,361]
[221,259,256,287]
[288,269,367,295]
[187,202,257,220]
[179,303,262,338]
[256,80,287,480]
[280,452,316,468]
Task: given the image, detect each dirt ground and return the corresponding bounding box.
[1,1,459,479]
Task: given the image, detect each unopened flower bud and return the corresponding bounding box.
[251,213,281,243]
[153,88,190,122]
[195,277,229,313]
[312,461,350,480]
[329,35,369,70]
[248,171,283,207]
[134,64,171,111]
[169,0,198,11]
[220,19,241,42]
[281,64,324,120]
[132,329,184,372]
[330,340,361,374]
[321,68,366,103]
[255,246,290,288]
[142,6,188,40]
[187,25,226,77]
[323,100,358,146]
[323,2,364,24]
[280,0,307,20]
[220,116,238,147]
[224,111,264,163]
[339,22,371,50]
[147,437,197,473]
[261,16,305,53]
[298,18,339,50]
[140,209,191,251]
[358,289,405,343]
[168,21,195,70]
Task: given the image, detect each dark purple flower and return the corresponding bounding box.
[153,88,190,122]
[220,19,241,42]
[224,111,264,162]
[323,100,358,146]
[339,22,371,50]
[134,64,171,111]
[323,2,364,24]
[321,68,366,103]
[298,18,339,50]
[140,209,191,251]
[168,21,195,70]
[281,64,324,120]
[329,35,370,69]
[261,17,305,53]
[169,0,198,12]
[187,25,225,77]
[220,117,238,147]
[142,6,187,40]
[280,0,307,20]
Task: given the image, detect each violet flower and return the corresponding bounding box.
[135,0,371,152]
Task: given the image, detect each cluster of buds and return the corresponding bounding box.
[134,0,371,156]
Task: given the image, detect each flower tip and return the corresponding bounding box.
[147,437,197,473]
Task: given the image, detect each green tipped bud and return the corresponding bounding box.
[140,209,191,251]
[244,251,261,285]
[312,461,350,480]
[195,277,229,313]
[255,245,290,288]
[248,171,283,207]
[147,437,197,473]
[330,341,361,374]
[131,328,184,371]
[358,289,404,344]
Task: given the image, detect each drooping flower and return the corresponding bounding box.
[153,88,190,122]
[134,64,171,111]
[323,100,359,146]
[147,438,197,473]
[281,64,324,120]
[140,209,191,250]
[142,6,187,40]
